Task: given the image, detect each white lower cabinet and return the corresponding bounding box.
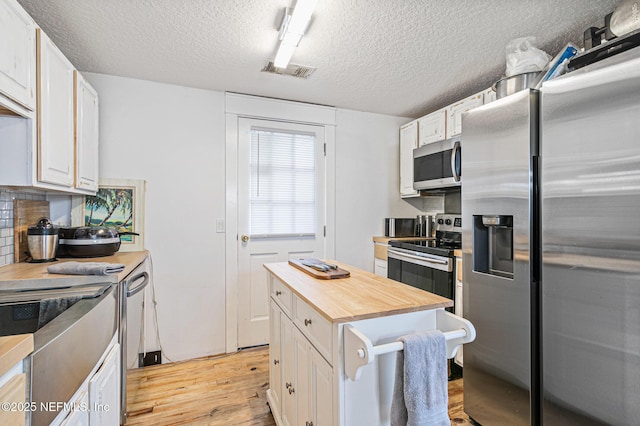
[270,297,333,426]
[374,258,387,277]
[52,339,120,426]
[269,302,283,417]
[88,342,120,425]
[59,390,89,426]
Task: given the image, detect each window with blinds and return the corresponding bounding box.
[250,128,316,238]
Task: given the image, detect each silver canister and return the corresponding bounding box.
[416,215,434,237]
[27,217,58,262]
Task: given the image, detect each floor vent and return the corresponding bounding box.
[261,61,316,79]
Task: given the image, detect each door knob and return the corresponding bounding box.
[241,234,249,242]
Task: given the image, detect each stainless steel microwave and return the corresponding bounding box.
[413,137,461,190]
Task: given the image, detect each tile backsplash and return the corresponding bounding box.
[0,189,46,267]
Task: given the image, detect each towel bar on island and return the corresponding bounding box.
[344,309,476,381]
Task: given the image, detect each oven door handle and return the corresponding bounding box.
[388,248,449,265]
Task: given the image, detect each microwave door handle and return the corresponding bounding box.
[451,140,461,182]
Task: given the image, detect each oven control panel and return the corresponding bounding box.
[435,214,461,232]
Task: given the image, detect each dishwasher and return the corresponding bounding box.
[119,258,150,424]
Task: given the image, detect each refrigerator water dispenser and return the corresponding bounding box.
[473,215,514,279]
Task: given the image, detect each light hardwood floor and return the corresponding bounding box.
[125,346,472,425]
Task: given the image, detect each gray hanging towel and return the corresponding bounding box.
[390,329,450,426]
[47,261,125,275]
[37,296,82,328]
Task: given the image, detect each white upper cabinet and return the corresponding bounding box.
[483,86,497,104]
[446,91,484,139]
[417,108,446,146]
[37,28,75,187]
[75,71,99,192]
[399,120,419,198]
[0,0,36,110]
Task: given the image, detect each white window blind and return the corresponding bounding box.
[250,128,316,238]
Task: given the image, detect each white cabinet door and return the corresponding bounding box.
[37,28,75,187]
[309,348,332,426]
[269,301,283,416]
[417,109,446,146]
[293,328,311,426]
[281,315,295,426]
[446,92,484,139]
[75,71,99,192]
[88,343,120,426]
[0,0,36,110]
[59,390,89,426]
[374,258,387,277]
[399,120,418,198]
[483,86,497,104]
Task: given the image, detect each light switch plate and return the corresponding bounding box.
[216,219,225,233]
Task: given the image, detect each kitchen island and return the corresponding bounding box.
[264,260,474,426]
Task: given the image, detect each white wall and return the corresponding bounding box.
[83,73,427,361]
[85,73,226,362]
[334,109,437,271]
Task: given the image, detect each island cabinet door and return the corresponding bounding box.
[269,301,283,414]
[309,349,333,426]
[294,328,311,425]
[281,317,296,426]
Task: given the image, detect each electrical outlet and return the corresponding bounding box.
[140,350,162,367]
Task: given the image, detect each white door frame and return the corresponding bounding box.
[224,93,336,353]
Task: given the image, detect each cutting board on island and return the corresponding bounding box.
[13,200,50,263]
[289,258,350,279]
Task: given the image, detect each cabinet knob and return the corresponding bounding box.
[285,382,291,389]
[304,318,312,326]
[289,387,295,395]
[274,359,279,365]
[275,290,282,296]
[241,234,249,242]
[306,422,314,426]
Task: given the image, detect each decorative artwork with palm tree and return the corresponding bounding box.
[84,187,136,241]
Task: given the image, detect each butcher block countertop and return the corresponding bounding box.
[264,260,452,323]
[0,334,33,377]
[0,251,149,290]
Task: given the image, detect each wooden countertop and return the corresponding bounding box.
[0,334,33,377]
[264,260,452,323]
[0,251,149,290]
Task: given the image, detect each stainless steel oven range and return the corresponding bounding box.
[387,213,461,310]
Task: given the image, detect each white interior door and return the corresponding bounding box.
[237,118,326,348]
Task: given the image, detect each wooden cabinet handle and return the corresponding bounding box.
[274,359,279,365]
[304,318,312,326]
[275,290,282,296]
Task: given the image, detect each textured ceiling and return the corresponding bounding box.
[18,0,620,118]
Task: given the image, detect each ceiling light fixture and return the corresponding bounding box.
[273,0,317,69]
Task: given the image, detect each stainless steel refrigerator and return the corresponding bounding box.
[462,88,539,425]
[461,47,640,425]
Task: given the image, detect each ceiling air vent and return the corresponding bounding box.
[261,61,316,79]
